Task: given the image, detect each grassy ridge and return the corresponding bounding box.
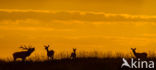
[1,52,156,70]
[0,58,123,70]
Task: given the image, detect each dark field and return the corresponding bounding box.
[0,57,156,70]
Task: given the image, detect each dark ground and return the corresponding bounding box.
[0,57,155,70]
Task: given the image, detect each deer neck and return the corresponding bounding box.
[27,51,33,55]
[132,50,137,55]
[46,49,49,52]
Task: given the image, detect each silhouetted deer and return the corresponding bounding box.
[44,45,54,60]
[71,48,76,59]
[13,45,35,61]
[131,48,147,58]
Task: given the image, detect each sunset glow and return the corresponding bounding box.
[0,0,156,59]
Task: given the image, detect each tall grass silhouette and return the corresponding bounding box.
[0,47,156,70]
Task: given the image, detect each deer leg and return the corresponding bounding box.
[13,57,16,61]
[48,56,50,60]
[51,56,53,60]
[47,57,50,60]
[22,58,26,61]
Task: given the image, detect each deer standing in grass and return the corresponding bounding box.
[13,46,35,61]
[131,48,147,58]
[44,45,54,60]
[71,48,76,59]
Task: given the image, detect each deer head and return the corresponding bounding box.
[20,45,35,53]
[44,45,50,49]
[131,48,136,52]
[73,48,76,52]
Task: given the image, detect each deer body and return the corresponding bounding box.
[131,48,147,58]
[13,46,35,61]
[71,48,76,59]
[44,45,54,60]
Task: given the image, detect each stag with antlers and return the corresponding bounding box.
[13,45,35,61]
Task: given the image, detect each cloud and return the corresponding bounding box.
[0,0,144,4]
[0,9,156,22]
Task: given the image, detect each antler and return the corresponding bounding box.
[20,45,28,50]
[28,45,33,48]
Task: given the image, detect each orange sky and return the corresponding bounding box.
[0,0,156,59]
